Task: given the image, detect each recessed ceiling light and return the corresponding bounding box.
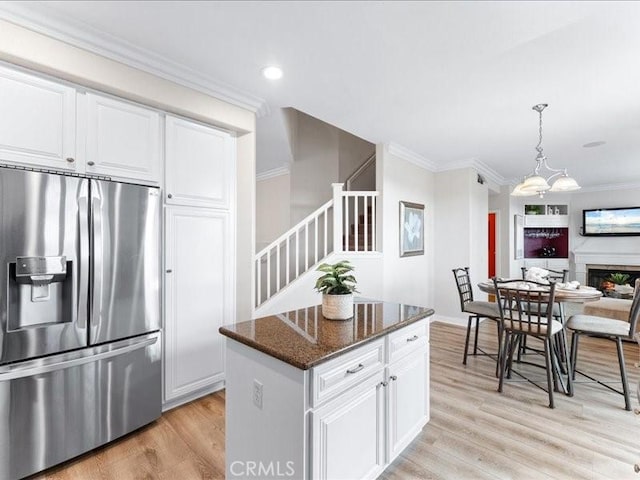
[583,141,606,148]
[262,66,283,80]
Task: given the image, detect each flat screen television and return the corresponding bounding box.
[583,207,640,236]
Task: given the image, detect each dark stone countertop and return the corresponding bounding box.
[219,299,435,370]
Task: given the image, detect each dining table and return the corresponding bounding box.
[477,280,603,304]
[477,279,602,397]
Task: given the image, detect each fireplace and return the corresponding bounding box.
[586,264,640,297]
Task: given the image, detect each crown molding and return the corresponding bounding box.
[574,181,640,194]
[436,157,506,186]
[0,3,269,116]
[385,142,438,171]
[256,166,290,182]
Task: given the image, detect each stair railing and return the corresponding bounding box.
[254,183,379,308]
[345,153,376,191]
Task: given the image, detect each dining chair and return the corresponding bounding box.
[452,267,501,367]
[520,267,570,364]
[520,267,568,320]
[493,278,570,408]
[567,278,640,411]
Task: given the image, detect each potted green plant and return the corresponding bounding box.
[314,260,358,320]
[608,273,633,294]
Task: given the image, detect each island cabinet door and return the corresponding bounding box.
[387,345,429,461]
[311,371,386,480]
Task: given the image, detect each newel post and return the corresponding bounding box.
[332,183,344,253]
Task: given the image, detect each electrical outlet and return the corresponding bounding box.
[253,380,263,409]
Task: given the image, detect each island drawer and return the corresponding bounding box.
[387,318,429,363]
[310,338,384,407]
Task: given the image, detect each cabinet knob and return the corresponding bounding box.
[379,381,388,388]
[406,335,419,342]
[65,157,75,163]
[166,269,173,274]
[87,161,95,166]
[167,193,173,199]
[389,375,398,382]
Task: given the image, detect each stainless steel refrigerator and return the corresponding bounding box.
[0,167,161,479]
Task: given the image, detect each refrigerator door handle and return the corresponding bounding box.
[90,184,104,342]
[77,190,90,329]
[0,335,158,381]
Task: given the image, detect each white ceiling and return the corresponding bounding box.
[4,1,640,189]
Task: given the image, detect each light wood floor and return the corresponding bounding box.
[33,320,640,480]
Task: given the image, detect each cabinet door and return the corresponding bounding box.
[311,373,386,480]
[164,206,233,403]
[387,346,429,461]
[0,65,76,170]
[165,115,234,208]
[85,93,160,183]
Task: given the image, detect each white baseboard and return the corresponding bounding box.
[162,379,226,412]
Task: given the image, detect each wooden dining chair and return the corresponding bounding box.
[493,278,570,408]
[567,279,640,411]
[452,267,501,367]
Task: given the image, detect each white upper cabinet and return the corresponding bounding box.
[85,93,161,183]
[0,64,77,171]
[165,115,234,209]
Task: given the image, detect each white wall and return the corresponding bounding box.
[338,130,376,184]
[256,172,291,250]
[433,168,489,323]
[290,113,339,225]
[0,19,256,322]
[568,187,640,257]
[289,111,374,225]
[377,144,435,308]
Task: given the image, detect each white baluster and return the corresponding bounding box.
[354,195,359,252]
[276,243,281,293]
[266,248,271,300]
[314,216,318,265]
[372,196,377,251]
[295,229,300,279]
[324,207,328,257]
[256,255,262,307]
[332,183,344,253]
[286,236,290,285]
[305,223,309,270]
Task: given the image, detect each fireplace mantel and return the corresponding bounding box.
[571,251,640,284]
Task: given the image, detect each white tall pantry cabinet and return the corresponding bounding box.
[163,115,236,408]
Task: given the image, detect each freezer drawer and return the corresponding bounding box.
[0,332,161,480]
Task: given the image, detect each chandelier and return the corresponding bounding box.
[511,104,580,197]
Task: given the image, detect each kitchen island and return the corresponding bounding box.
[220,300,434,480]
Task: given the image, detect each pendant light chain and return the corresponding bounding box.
[536,106,544,157]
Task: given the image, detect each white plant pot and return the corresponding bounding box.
[321,293,354,320]
[615,284,634,295]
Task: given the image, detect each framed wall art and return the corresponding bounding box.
[399,201,424,257]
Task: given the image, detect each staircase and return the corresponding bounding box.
[254,183,379,310]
